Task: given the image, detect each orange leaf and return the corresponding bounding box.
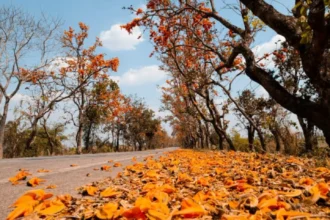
[6,204,34,220]
[27,177,45,187]
[100,187,121,198]
[122,207,146,219]
[95,203,118,219]
[173,198,206,218]
[85,186,98,196]
[177,172,193,183]
[135,197,152,212]
[8,189,53,220]
[38,199,65,216]
[9,171,31,185]
[113,162,122,167]
[46,184,57,189]
[37,169,50,173]
[101,165,111,171]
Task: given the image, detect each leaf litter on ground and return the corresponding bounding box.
[6,149,330,219]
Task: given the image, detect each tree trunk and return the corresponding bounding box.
[224,133,236,151]
[42,122,55,155]
[197,120,204,149]
[247,125,255,151]
[205,124,210,149]
[324,130,330,149]
[218,134,224,150]
[256,129,266,152]
[76,122,83,154]
[116,128,120,152]
[138,141,143,151]
[239,0,330,148]
[0,100,10,159]
[270,126,281,152]
[84,122,93,152]
[25,121,38,154]
[298,117,318,152]
[76,108,84,154]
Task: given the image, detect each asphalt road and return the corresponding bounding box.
[0,147,177,219]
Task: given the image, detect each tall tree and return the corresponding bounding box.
[0,6,61,159]
[60,23,119,154]
[124,0,330,147]
[233,90,267,152]
[273,42,319,152]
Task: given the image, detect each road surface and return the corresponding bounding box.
[0,147,177,219]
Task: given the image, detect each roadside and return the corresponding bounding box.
[0,148,177,218]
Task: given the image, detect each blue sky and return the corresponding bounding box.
[2,0,295,136]
[3,0,167,116]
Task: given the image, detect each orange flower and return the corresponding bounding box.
[95,203,118,219]
[27,177,46,187]
[100,187,121,198]
[173,198,206,218]
[85,186,98,196]
[9,170,31,185]
[7,190,53,220]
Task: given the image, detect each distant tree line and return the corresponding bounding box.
[0,6,172,159]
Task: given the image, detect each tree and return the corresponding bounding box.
[0,6,61,159]
[3,119,67,158]
[123,98,161,151]
[233,90,268,152]
[59,23,119,154]
[82,79,124,152]
[273,42,319,152]
[17,23,119,155]
[124,0,330,147]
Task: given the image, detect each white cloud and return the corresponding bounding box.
[253,35,285,58]
[112,65,167,86]
[11,93,31,103]
[252,35,286,69]
[100,24,144,51]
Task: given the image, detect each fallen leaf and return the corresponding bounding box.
[95,203,118,219]
[37,169,50,173]
[100,187,121,198]
[38,199,65,216]
[9,171,31,185]
[27,177,45,187]
[46,184,57,189]
[101,165,111,171]
[85,186,98,196]
[173,198,206,218]
[113,162,122,167]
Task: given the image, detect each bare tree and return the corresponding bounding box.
[0,6,61,159]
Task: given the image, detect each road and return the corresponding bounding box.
[0,147,177,219]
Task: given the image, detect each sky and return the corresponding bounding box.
[1,0,296,139]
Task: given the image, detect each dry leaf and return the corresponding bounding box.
[84,186,98,196]
[113,162,122,167]
[100,187,121,198]
[46,184,57,189]
[37,169,50,173]
[27,177,45,187]
[101,165,111,171]
[95,203,118,219]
